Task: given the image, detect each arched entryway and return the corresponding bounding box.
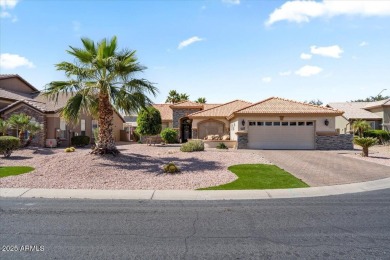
[180,117,192,143]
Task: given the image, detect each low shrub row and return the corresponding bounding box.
[71,135,90,147]
[364,130,390,143]
[0,136,20,158]
[180,140,204,152]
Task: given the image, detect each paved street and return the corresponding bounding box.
[256,150,390,186]
[1,189,390,259]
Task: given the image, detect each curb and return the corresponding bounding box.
[1,177,390,200]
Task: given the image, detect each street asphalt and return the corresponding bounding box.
[1,189,390,259]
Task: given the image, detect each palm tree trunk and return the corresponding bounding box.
[92,92,119,155]
[18,130,25,146]
[362,147,369,157]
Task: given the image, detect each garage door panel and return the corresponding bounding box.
[248,123,314,150]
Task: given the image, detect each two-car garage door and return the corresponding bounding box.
[248,121,315,149]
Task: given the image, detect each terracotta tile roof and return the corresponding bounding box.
[364,98,390,109]
[189,100,252,118]
[0,87,37,101]
[153,104,173,121]
[169,100,204,109]
[230,97,343,118]
[328,102,382,120]
[203,104,220,110]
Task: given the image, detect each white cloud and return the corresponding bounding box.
[295,65,323,77]
[279,71,291,76]
[0,53,35,69]
[359,41,368,47]
[310,45,343,58]
[222,0,240,5]
[0,0,18,9]
[262,77,272,83]
[265,0,390,26]
[178,36,204,50]
[0,10,9,17]
[300,53,312,60]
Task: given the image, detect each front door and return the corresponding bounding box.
[181,118,192,143]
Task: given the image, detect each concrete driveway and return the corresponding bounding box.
[254,150,390,186]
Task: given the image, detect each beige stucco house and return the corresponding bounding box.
[0,74,125,147]
[328,99,390,134]
[154,97,352,150]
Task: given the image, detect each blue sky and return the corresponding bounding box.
[1,0,390,104]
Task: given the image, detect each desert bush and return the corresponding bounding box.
[216,142,228,149]
[163,162,180,174]
[71,135,90,147]
[160,128,178,144]
[64,147,76,152]
[180,140,204,152]
[0,136,20,158]
[364,130,390,144]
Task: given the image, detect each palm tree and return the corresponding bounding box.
[179,93,189,101]
[25,122,42,147]
[354,137,378,157]
[44,36,158,155]
[0,119,9,136]
[8,113,31,146]
[352,119,370,137]
[165,90,180,104]
[195,97,206,104]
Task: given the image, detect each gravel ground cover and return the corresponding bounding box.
[0,144,270,190]
[342,145,390,167]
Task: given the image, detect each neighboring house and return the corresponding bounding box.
[153,97,351,150]
[328,99,390,134]
[0,74,125,147]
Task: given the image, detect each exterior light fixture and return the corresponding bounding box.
[324,119,329,126]
[241,119,245,126]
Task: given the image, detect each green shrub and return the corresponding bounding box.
[180,140,204,152]
[216,143,228,149]
[364,130,390,144]
[64,147,74,152]
[160,128,178,144]
[136,107,162,136]
[0,136,20,158]
[163,162,180,173]
[71,135,90,147]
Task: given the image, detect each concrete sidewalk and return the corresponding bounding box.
[1,177,390,200]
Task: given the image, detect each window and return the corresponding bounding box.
[298,122,305,126]
[92,120,98,130]
[60,118,67,139]
[249,121,256,126]
[81,119,86,136]
[257,122,264,126]
[290,122,297,126]
[273,122,281,126]
[265,122,272,126]
[282,122,288,126]
[306,122,314,126]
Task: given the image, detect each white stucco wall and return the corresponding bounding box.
[229,119,239,141]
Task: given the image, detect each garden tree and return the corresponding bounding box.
[304,99,323,106]
[24,122,42,147]
[0,118,9,135]
[352,119,370,137]
[352,94,389,102]
[136,106,162,137]
[353,137,378,157]
[44,36,157,155]
[160,128,178,143]
[165,90,190,104]
[195,97,207,104]
[7,113,31,146]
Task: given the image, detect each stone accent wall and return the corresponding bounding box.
[316,134,353,150]
[172,108,202,128]
[2,105,46,147]
[192,128,198,139]
[237,132,248,149]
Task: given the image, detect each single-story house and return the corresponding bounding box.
[327,99,390,134]
[0,74,125,147]
[154,97,352,150]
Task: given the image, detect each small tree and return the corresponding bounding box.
[7,113,31,146]
[0,119,9,136]
[352,119,370,137]
[354,137,378,157]
[136,107,162,137]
